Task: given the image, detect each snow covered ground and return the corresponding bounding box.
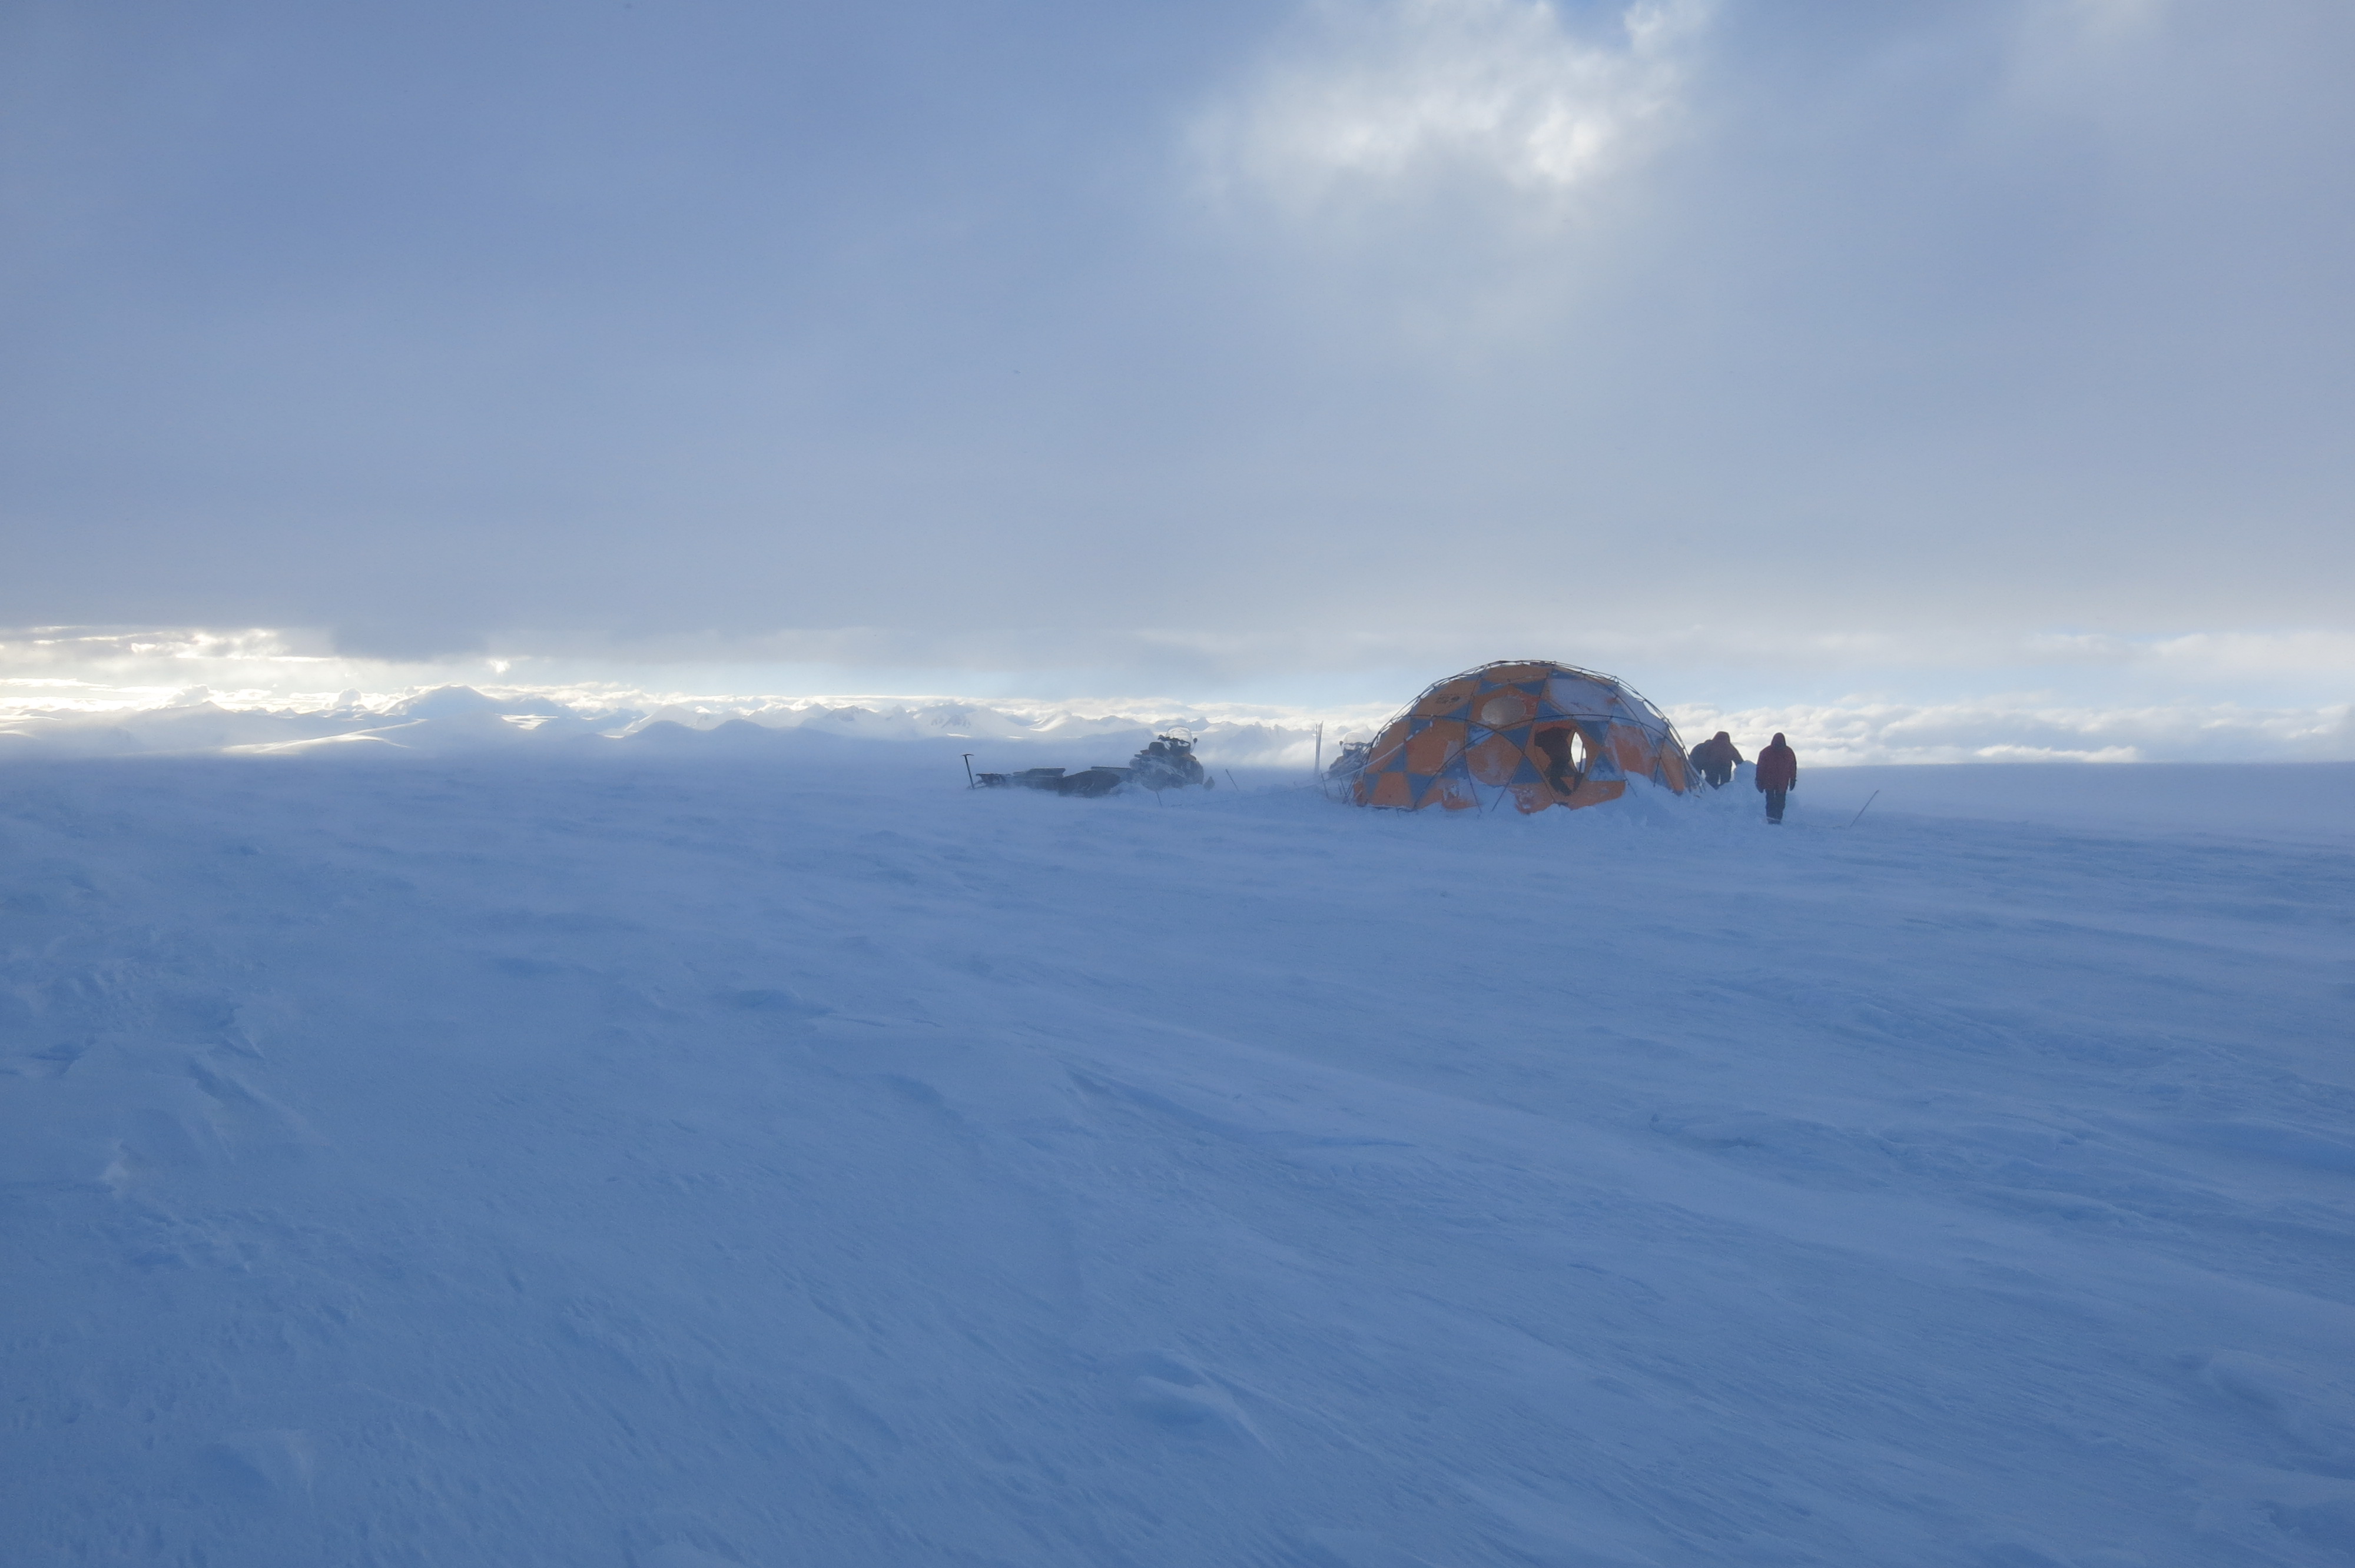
[4,739,2351,1566]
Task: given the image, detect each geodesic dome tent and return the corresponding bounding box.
[1349,660,1691,813]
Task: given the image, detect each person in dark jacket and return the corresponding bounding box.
[1689,730,1743,788]
[1754,733,1797,823]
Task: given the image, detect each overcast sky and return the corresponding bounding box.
[3,0,2350,712]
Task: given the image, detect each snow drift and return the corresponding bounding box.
[2,743,2351,1564]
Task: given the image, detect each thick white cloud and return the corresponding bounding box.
[1667,697,2353,766]
[1195,0,1709,205]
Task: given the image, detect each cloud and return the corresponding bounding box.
[2018,630,2355,678]
[1667,697,2354,766]
[1193,0,1710,210]
[4,2,2350,701]
[5,632,2349,768]
[7,621,2351,724]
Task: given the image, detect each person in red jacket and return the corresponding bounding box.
[1754,732,1797,823]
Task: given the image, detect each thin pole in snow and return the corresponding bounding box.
[1846,790,1879,829]
[1225,769,1240,791]
[961,753,976,788]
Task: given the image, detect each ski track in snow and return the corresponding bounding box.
[2,748,2352,1566]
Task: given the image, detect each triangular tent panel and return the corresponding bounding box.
[1351,660,1690,814]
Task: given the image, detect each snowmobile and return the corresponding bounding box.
[1315,738,1372,800]
[1125,730,1209,792]
[1325,739,1371,783]
[968,730,1213,798]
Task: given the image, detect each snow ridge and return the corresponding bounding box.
[1,750,2351,1563]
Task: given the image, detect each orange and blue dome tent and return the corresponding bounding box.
[1349,660,1691,813]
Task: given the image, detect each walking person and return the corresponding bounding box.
[1690,730,1743,789]
[1754,732,1797,823]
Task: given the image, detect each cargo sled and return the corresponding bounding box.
[969,730,1213,798]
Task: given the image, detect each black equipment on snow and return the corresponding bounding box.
[971,766,1127,798]
[969,730,1212,799]
[1125,731,1208,792]
[1326,740,1372,782]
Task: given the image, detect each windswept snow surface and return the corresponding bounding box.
[4,747,2352,1567]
